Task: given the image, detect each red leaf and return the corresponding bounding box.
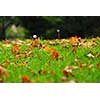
[51,51,59,60]
[21,75,32,83]
[12,44,20,54]
[62,66,73,77]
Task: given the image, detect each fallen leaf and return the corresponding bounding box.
[87,53,95,58]
[97,54,100,58]
[12,44,20,55]
[49,70,54,75]
[0,66,9,77]
[69,36,79,46]
[26,50,33,57]
[80,63,87,68]
[21,54,26,58]
[68,80,76,83]
[21,75,32,83]
[74,58,79,64]
[96,62,100,68]
[30,42,38,49]
[43,46,55,53]
[61,76,68,82]
[18,61,28,67]
[88,64,94,69]
[16,38,23,45]
[51,51,59,60]
[62,66,74,77]
[72,66,78,69]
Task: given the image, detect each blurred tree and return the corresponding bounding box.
[0,16,100,40]
[0,16,18,40]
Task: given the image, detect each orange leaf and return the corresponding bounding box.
[43,46,55,53]
[26,50,32,57]
[69,36,79,46]
[30,42,38,49]
[0,66,9,77]
[21,75,32,83]
[12,44,20,54]
[51,51,59,60]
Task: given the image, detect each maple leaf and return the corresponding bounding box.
[51,51,59,60]
[21,75,32,83]
[43,46,55,53]
[12,44,20,55]
[69,36,79,46]
[43,46,59,59]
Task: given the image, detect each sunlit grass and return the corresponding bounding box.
[0,38,100,83]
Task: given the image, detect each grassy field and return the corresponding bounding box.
[0,37,100,83]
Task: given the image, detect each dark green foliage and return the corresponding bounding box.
[0,16,100,40]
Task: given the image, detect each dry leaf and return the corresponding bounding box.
[51,51,59,60]
[43,46,55,53]
[62,66,74,77]
[87,53,95,58]
[26,50,33,57]
[12,44,20,55]
[18,61,28,67]
[16,38,23,45]
[96,62,100,68]
[21,75,32,83]
[80,63,87,68]
[61,76,68,82]
[74,58,79,64]
[88,64,93,69]
[68,80,76,83]
[69,36,79,46]
[0,66,9,77]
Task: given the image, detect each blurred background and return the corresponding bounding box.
[0,16,100,40]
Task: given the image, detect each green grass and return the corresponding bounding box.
[0,38,100,83]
